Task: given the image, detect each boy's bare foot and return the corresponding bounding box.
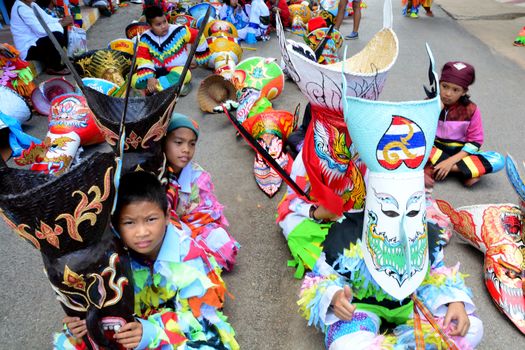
[463,177,481,187]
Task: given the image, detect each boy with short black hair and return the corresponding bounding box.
[131,5,208,95]
[64,171,239,350]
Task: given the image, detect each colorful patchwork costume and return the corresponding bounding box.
[130,224,238,349]
[56,224,239,349]
[167,162,240,272]
[298,217,484,349]
[131,24,208,91]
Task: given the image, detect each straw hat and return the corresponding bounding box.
[197,75,237,113]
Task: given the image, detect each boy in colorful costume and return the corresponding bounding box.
[131,5,208,94]
[62,171,239,349]
[296,47,483,349]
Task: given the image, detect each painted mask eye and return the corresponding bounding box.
[382,210,399,218]
[406,210,420,218]
[505,269,519,279]
[337,153,349,161]
[498,259,522,280]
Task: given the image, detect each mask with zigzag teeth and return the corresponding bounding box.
[436,155,525,334]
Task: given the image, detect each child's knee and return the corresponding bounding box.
[325,311,380,350]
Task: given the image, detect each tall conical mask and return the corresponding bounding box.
[275,0,399,216]
[342,44,440,300]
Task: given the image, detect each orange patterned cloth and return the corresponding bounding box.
[0,43,36,98]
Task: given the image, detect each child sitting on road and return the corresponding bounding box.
[426,61,504,187]
[164,113,240,271]
[63,171,239,349]
[219,0,250,32]
[131,5,207,95]
[237,0,271,44]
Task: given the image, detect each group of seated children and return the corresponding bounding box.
[218,0,290,43]
[62,113,240,349]
[131,0,292,95]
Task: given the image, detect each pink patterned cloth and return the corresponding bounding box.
[167,162,240,271]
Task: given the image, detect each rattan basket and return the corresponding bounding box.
[0,152,116,257]
[83,84,177,175]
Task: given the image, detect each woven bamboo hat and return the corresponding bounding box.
[197,75,237,113]
[125,22,150,39]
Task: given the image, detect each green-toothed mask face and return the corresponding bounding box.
[362,172,429,301]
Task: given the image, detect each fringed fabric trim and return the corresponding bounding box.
[298,272,344,329]
[332,241,392,302]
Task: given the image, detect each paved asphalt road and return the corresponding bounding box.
[1,1,524,348]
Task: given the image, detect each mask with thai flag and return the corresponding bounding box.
[342,45,440,300]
